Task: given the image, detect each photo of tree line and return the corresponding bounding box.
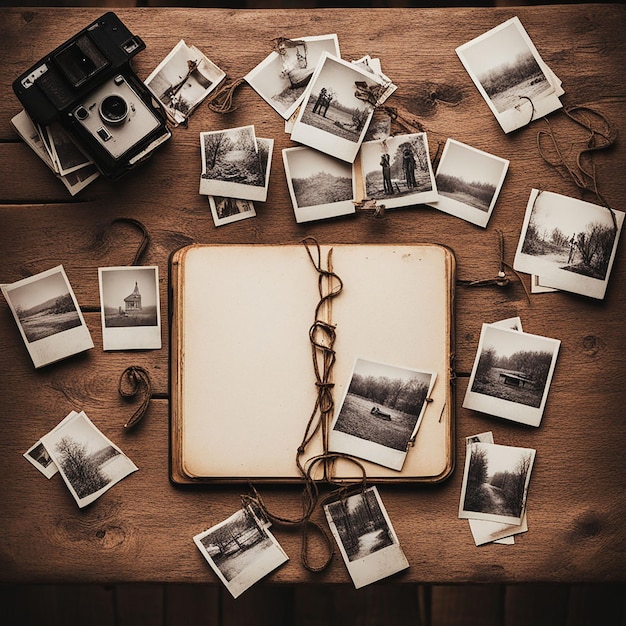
[15,291,81,343]
[435,172,497,212]
[291,169,353,208]
[472,346,554,408]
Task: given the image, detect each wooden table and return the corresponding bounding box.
[1,4,624,585]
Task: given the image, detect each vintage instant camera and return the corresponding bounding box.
[13,12,171,180]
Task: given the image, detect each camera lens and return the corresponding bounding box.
[99,94,128,125]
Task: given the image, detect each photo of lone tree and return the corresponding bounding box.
[462,442,535,521]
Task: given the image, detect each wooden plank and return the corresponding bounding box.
[220,585,294,626]
[114,583,164,626]
[566,584,626,626]
[431,584,504,626]
[163,584,220,626]
[504,584,568,626]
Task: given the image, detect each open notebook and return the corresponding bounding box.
[169,243,456,484]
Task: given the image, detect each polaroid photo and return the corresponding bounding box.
[463,323,560,427]
[244,34,340,120]
[456,16,563,133]
[208,196,256,226]
[490,316,523,332]
[46,122,91,176]
[427,139,509,228]
[531,275,558,294]
[464,431,528,545]
[355,133,438,209]
[330,358,437,471]
[363,111,392,142]
[350,55,397,106]
[459,441,536,525]
[290,52,387,163]
[11,111,100,196]
[283,146,356,223]
[199,127,273,202]
[23,410,79,478]
[324,486,409,589]
[193,506,288,599]
[145,39,226,125]
[514,189,624,300]
[98,266,161,351]
[1,265,93,368]
[40,411,138,508]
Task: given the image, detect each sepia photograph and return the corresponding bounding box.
[208,196,256,227]
[40,411,138,508]
[199,128,273,202]
[356,134,438,209]
[1,265,93,368]
[244,34,340,120]
[350,55,397,106]
[98,266,161,351]
[330,358,436,471]
[428,139,509,227]
[325,486,408,589]
[290,52,385,162]
[23,410,79,479]
[463,323,560,427]
[46,122,91,176]
[193,506,288,599]
[459,441,536,525]
[514,189,624,300]
[464,431,528,545]
[282,145,356,223]
[456,16,563,133]
[145,39,226,125]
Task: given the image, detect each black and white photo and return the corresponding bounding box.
[464,431,528,545]
[282,145,356,223]
[23,410,78,479]
[456,16,563,133]
[463,323,560,427]
[145,39,226,125]
[428,139,509,227]
[199,127,272,202]
[208,196,256,226]
[1,265,93,368]
[98,266,161,351]
[290,52,386,162]
[330,358,436,471]
[40,411,138,508]
[513,189,624,299]
[324,486,408,588]
[356,134,438,209]
[46,122,92,176]
[193,506,288,598]
[459,441,536,525]
[244,34,340,120]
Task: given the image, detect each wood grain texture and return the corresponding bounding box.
[0,5,625,585]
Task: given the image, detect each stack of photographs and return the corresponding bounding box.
[23,410,138,508]
[459,433,535,545]
[145,39,226,127]
[198,125,273,227]
[194,505,288,599]
[11,110,100,196]
[463,317,560,427]
[456,16,564,134]
[513,189,624,300]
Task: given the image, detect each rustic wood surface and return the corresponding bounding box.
[0,5,624,585]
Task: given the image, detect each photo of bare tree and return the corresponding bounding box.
[40,411,137,508]
[459,442,535,525]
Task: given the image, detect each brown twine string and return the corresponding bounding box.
[457,229,531,303]
[537,104,618,228]
[516,95,536,128]
[118,365,152,429]
[241,237,370,572]
[207,77,246,114]
[111,217,150,266]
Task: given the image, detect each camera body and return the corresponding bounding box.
[13,12,171,180]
